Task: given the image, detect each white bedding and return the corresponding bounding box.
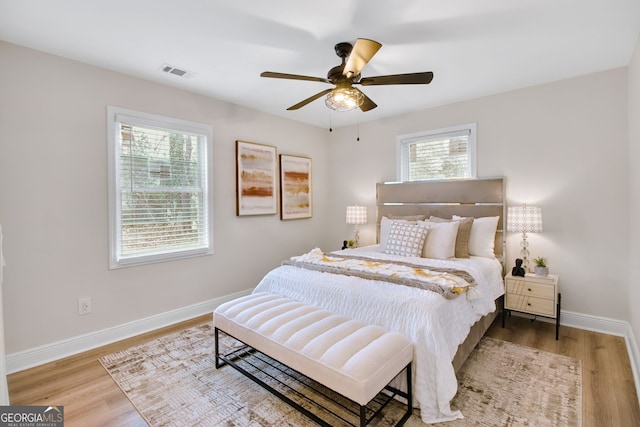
[253,245,504,424]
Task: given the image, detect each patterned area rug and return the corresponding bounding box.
[99,322,582,426]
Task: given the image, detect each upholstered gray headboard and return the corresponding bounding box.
[376,177,506,261]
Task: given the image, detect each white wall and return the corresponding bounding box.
[0,39,635,362]
[328,68,630,320]
[0,42,333,354]
[629,35,640,348]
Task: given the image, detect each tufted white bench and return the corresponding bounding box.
[213,292,414,427]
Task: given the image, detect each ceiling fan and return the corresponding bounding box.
[260,38,434,112]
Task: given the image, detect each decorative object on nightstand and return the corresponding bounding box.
[502,272,561,340]
[507,204,543,273]
[511,258,526,277]
[341,240,356,250]
[346,205,367,247]
[533,257,549,277]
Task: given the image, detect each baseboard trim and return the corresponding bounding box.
[6,289,252,374]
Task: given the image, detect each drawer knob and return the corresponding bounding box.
[528,288,532,292]
[527,303,531,306]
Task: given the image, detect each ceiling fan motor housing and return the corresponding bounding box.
[328,65,359,84]
[334,42,353,59]
[328,42,357,83]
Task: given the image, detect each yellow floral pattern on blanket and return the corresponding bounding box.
[292,248,473,297]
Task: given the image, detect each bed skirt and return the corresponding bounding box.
[452,300,499,372]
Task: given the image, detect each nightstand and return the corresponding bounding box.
[501,272,561,340]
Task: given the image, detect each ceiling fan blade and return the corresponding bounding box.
[261,71,330,84]
[354,88,377,112]
[359,72,434,86]
[343,38,382,79]
[287,88,334,110]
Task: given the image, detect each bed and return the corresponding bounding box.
[253,177,506,424]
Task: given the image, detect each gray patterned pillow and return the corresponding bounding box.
[384,221,428,257]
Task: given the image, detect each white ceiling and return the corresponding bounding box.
[1,0,639,129]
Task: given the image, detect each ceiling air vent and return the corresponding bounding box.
[161,64,192,78]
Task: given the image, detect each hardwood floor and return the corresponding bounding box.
[487,315,640,427]
[7,314,640,426]
[7,315,210,427]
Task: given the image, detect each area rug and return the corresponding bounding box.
[99,322,582,426]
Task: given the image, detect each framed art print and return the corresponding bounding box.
[236,140,278,216]
[279,154,312,220]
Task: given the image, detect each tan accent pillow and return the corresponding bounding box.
[429,216,474,258]
[452,215,499,259]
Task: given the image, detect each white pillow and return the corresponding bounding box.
[384,222,428,257]
[419,220,460,259]
[453,215,499,258]
[379,216,416,248]
[429,215,473,258]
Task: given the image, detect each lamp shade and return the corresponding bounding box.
[507,205,543,233]
[346,205,367,225]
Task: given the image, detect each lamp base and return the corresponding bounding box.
[519,232,530,272]
[352,224,360,248]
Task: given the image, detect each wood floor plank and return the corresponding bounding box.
[488,315,640,427]
[7,314,640,426]
[8,315,211,426]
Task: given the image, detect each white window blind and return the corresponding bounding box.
[108,107,213,268]
[397,124,477,181]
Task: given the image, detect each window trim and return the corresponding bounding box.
[396,123,477,182]
[107,106,214,269]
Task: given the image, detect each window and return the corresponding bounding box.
[396,123,476,181]
[107,107,213,268]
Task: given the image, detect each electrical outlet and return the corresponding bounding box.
[78,297,92,315]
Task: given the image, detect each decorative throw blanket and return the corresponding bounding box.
[283,248,478,299]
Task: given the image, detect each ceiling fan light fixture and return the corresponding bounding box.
[325,87,364,112]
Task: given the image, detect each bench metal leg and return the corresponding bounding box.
[216,328,413,427]
[218,343,332,426]
[214,327,225,369]
[398,363,413,426]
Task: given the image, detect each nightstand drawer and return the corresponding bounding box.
[505,294,556,317]
[505,279,555,300]
[502,272,561,339]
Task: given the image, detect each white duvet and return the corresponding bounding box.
[253,245,504,424]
